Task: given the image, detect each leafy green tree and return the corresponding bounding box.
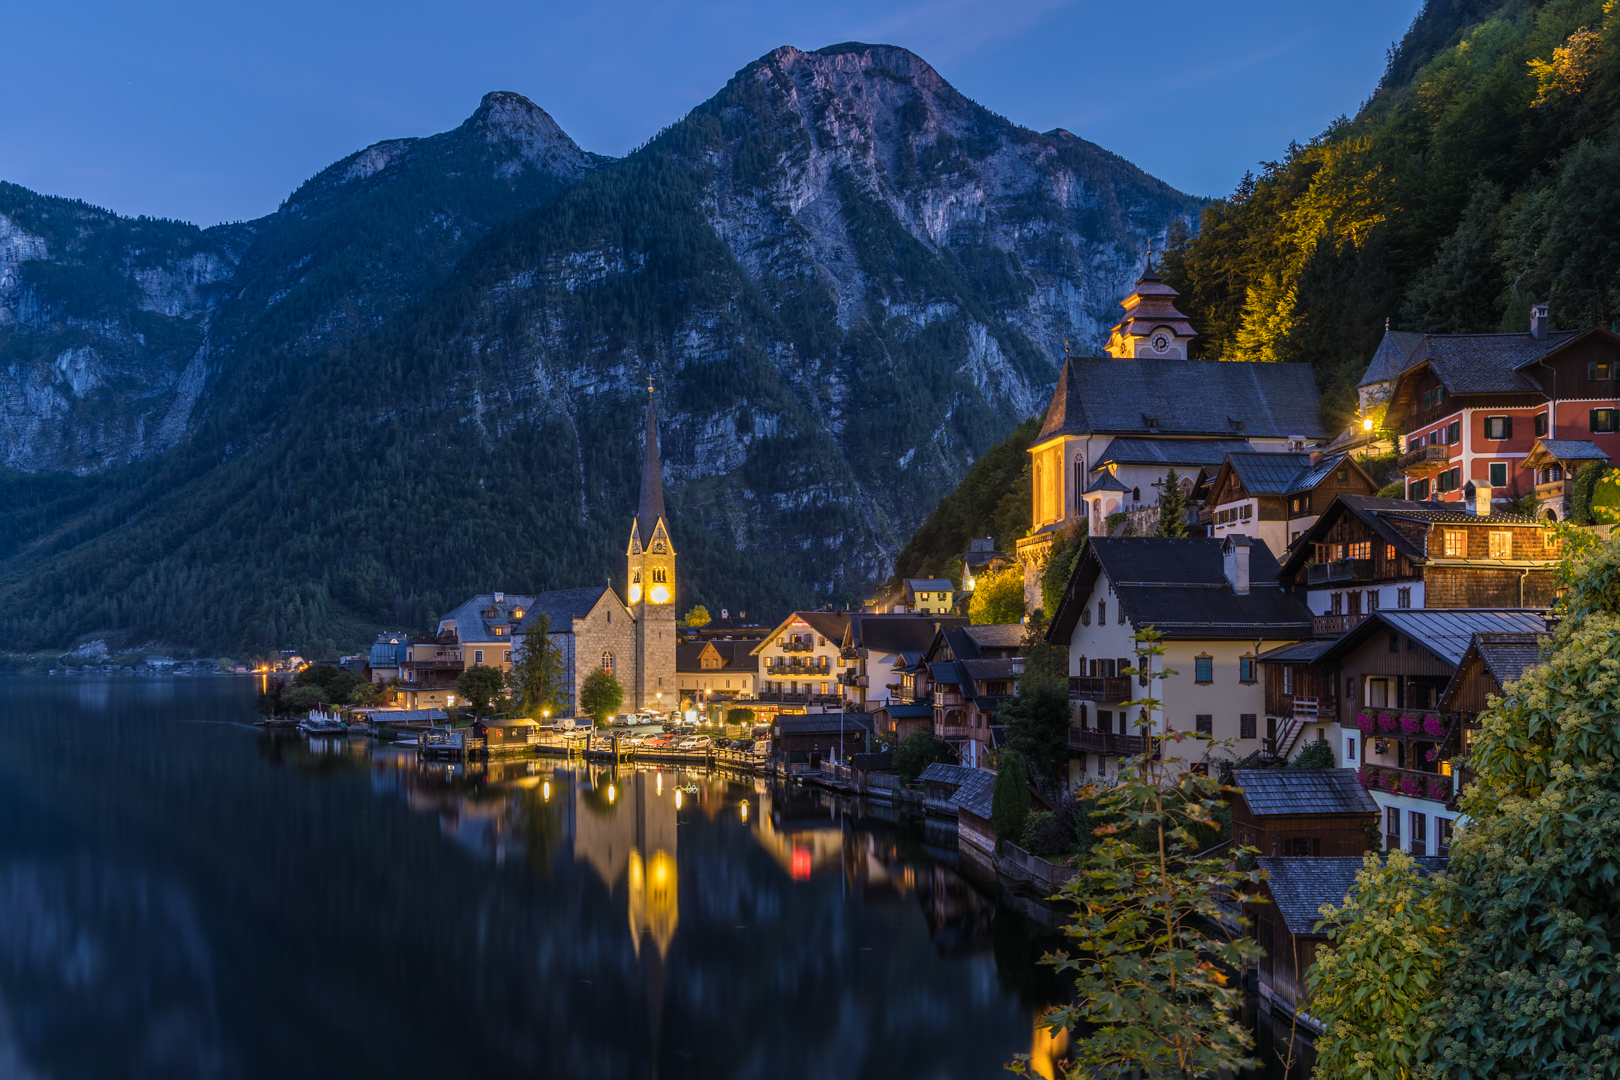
[1567,460,1610,524]
[507,614,566,719]
[681,605,711,627]
[280,684,327,713]
[1309,850,1456,1079]
[969,564,1025,625]
[1289,736,1335,769]
[1155,467,1190,537]
[893,732,953,783]
[454,664,506,719]
[991,754,1031,853]
[579,667,624,726]
[1011,626,1263,1080]
[292,662,360,703]
[1433,532,1620,1079]
[726,707,756,726]
[1000,667,1073,800]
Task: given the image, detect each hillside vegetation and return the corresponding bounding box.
[1163,0,1620,425]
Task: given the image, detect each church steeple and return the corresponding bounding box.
[1104,248,1198,359]
[636,378,666,541]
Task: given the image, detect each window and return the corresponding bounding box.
[1594,409,1620,433]
[652,567,667,583]
[1346,736,1357,763]
[1536,412,1550,437]
[1367,589,1380,611]
[1442,529,1466,557]
[1410,478,1431,501]
[1240,713,1257,739]
[474,649,484,664]
[1409,436,1423,453]
[1421,386,1446,409]
[1348,540,1371,560]
[1437,817,1454,857]
[1098,600,1106,624]
[1118,603,1125,625]
[1484,416,1512,441]
[1446,419,1461,444]
[1409,811,1428,856]
[602,651,615,675]
[1282,665,1294,694]
[1241,503,1253,520]
[1489,531,1512,558]
[503,650,511,664]
[1590,361,1613,380]
[1348,590,1362,616]
[1398,586,1412,608]
[1386,806,1402,847]
[1239,656,1256,683]
[1489,462,1508,487]
[1194,655,1213,683]
[1195,714,1213,735]
[1337,468,1348,481]
[1330,592,1343,616]
[1389,632,1400,654]
[1132,486,1140,501]
[1385,543,1396,561]
[1081,608,1091,627]
[1436,467,1461,492]
[1427,429,1441,446]
[1117,657,1131,677]
[1098,710,1112,733]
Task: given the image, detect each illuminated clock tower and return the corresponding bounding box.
[627,380,677,711]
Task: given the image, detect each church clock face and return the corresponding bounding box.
[1151,332,1171,353]
[653,540,666,554]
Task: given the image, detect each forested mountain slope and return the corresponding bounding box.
[1163,0,1620,424]
[0,45,1200,656]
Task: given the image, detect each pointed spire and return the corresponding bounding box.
[1036,355,1087,441]
[637,377,666,539]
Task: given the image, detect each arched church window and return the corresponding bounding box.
[653,567,667,583]
[602,651,615,675]
[632,571,641,583]
[1132,487,1140,502]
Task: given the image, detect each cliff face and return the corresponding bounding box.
[0,47,1200,654]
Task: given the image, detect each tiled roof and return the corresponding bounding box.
[905,578,953,591]
[439,589,615,641]
[1035,358,1326,440]
[676,640,760,674]
[847,614,965,655]
[1381,507,1542,526]
[929,661,963,685]
[1534,439,1610,461]
[1317,609,1552,667]
[1257,856,1448,935]
[1472,632,1546,687]
[961,658,1020,681]
[1051,537,1314,641]
[949,769,997,818]
[1094,437,1255,470]
[1231,769,1378,817]
[963,624,1026,650]
[1258,639,1336,663]
[1277,494,1464,577]
[775,713,875,736]
[1357,328,1425,389]
[1412,330,1578,394]
[878,703,934,719]
[919,763,978,786]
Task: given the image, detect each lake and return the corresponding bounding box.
[0,675,1072,1080]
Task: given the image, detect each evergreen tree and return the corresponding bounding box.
[1156,468,1190,537]
[991,754,1031,853]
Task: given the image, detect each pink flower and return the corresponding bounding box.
[1423,716,1445,738]
[1358,766,1378,788]
[1377,713,1399,732]
[1400,715,1422,735]
[1428,780,1450,800]
[1400,775,1423,796]
[1357,712,1377,733]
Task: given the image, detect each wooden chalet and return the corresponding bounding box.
[1439,630,1547,801]
[872,702,933,742]
[1278,493,1559,632]
[772,712,874,770]
[1228,768,1377,857]
[1256,639,1340,763]
[1248,855,1448,1029]
[471,717,542,751]
[1203,450,1377,557]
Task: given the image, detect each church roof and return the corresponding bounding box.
[1035,358,1326,443]
[1093,437,1254,472]
[1357,327,1425,390]
[438,588,619,640]
[1110,270,1198,342]
[636,383,667,541]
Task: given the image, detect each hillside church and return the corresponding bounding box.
[1017,261,1328,605]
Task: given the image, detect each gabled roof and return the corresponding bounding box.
[676,639,760,674]
[1357,328,1425,389]
[844,613,966,656]
[905,578,953,591]
[1314,609,1551,668]
[948,770,997,819]
[775,713,874,736]
[929,661,963,685]
[1257,639,1336,664]
[1440,631,1546,710]
[963,624,1026,651]
[1083,471,1132,494]
[1033,358,1326,443]
[919,763,978,786]
[753,611,851,653]
[1523,439,1610,469]
[1386,328,1620,411]
[1231,769,1378,817]
[1276,494,1458,578]
[1256,856,1448,936]
[961,657,1020,682]
[877,703,934,720]
[1093,437,1255,471]
[1211,451,1372,506]
[1049,536,1313,642]
[439,588,619,641]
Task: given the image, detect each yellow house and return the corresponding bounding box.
[902,579,954,615]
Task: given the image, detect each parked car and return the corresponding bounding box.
[611,714,632,727]
[732,738,754,751]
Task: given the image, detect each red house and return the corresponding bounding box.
[1388,308,1620,512]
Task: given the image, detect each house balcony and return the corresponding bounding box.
[1359,764,1454,804]
[1306,559,1374,586]
[754,692,843,705]
[1397,444,1452,472]
[779,641,814,653]
[935,722,976,740]
[1313,613,1368,636]
[853,674,870,688]
[407,659,463,670]
[1068,676,1132,703]
[767,663,830,677]
[1535,479,1573,502]
[1067,727,1148,757]
[933,692,964,706]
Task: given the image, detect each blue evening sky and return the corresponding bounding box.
[0,1,1420,227]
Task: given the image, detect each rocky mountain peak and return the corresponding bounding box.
[461,91,602,178]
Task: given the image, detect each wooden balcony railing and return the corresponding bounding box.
[1359,764,1453,803]
[1313,613,1367,636]
[1306,559,1374,585]
[1067,727,1148,757]
[1068,676,1132,702]
[1397,443,1452,471]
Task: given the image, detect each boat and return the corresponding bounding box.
[298,707,348,736]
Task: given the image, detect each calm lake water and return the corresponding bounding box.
[0,675,1075,1080]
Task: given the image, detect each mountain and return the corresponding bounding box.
[0,45,1200,657]
[1161,0,1620,424]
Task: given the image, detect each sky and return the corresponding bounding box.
[0,0,1422,227]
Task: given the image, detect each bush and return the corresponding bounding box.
[894,732,953,783]
[991,755,1031,852]
[1289,736,1335,769]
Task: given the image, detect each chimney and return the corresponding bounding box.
[1531,303,1549,341]
[721,608,729,619]
[1223,535,1251,595]
[494,592,505,604]
[1309,449,1323,467]
[1474,483,1492,517]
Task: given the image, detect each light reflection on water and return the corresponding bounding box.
[0,676,1069,1079]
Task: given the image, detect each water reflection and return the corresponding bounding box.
[0,677,1071,1079]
